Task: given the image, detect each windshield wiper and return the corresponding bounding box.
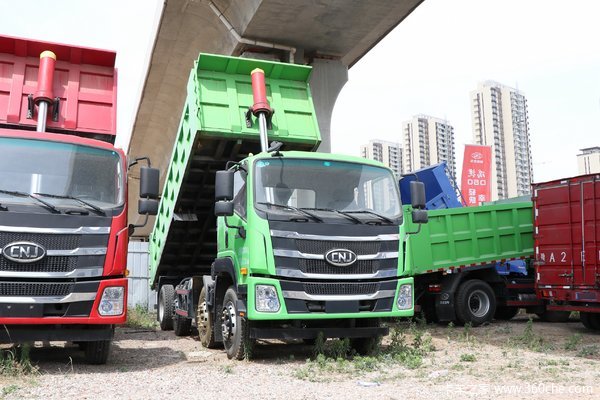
[0,189,60,214]
[299,207,363,224]
[34,193,106,216]
[256,202,323,223]
[346,210,395,224]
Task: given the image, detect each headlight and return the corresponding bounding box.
[397,284,412,310]
[255,285,280,312]
[98,286,125,316]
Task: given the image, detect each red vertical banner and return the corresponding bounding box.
[461,145,492,206]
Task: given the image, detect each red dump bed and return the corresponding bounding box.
[0,35,116,141]
[533,173,600,304]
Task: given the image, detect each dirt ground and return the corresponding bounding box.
[1,313,599,400]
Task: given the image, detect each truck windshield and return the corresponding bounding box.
[0,137,123,210]
[254,158,401,221]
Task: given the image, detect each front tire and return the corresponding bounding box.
[83,340,111,364]
[173,314,192,336]
[158,284,175,331]
[198,286,218,348]
[455,279,496,326]
[221,287,252,360]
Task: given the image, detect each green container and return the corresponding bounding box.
[405,202,534,275]
[149,54,321,288]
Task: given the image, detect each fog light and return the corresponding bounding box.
[256,285,280,312]
[98,286,124,316]
[397,284,412,310]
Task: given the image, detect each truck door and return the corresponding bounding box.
[580,176,599,288]
[534,181,577,287]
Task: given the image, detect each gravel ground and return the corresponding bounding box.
[1,314,599,400]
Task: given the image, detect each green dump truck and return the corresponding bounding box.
[148,54,425,359]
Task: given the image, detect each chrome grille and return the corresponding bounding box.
[303,282,378,296]
[0,257,76,273]
[0,232,80,250]
[300,259,374,275]
[0,282,74,297]
[296,240,380,255]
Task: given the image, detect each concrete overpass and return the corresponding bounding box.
[127,0,424,233]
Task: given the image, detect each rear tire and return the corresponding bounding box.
[158,284,175,331]
[221,287,253,360]
[198,286,218,348]
[173,314,192,336]
[581,312,600,331]
[536,310,571,323]
[455,279,496,326]
[494,306,519,321]
[83,340,111,365]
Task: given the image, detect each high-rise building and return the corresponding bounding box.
[577,147,600,175]
[402,115,456,177]
[360,140,403,177]
[471,81,533,200]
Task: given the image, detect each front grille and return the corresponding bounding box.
[300,259,374,275]
[0,232,80,250]
[303,282,378,296]
[0,257,76,273]
[0,282,74,297]
[296,240,380,255]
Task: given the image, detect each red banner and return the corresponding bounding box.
[461,145,492,206]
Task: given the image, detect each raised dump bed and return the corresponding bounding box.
[406,201,534,275]
[148,54,321,288]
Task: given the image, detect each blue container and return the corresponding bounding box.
[399,162,462,210]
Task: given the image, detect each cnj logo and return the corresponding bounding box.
[1,242,46,263]
[325,248,357,267]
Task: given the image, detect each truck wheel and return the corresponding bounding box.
[536,310,571,323]
[173,314,192,336]
[494,306,519,321]
[158,284,175,331]
[221,287,253,360]
[198,286,218,348]
[83,340,111,365]
[455,279,496,327]
[580,312,600,331]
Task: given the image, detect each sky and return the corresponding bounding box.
[0,0,599,183]
[331,0,600,183]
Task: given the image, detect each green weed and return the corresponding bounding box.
[0,345,38,376]
[564,333,583,351]
[126,305,158,329]
[460,353,476,362]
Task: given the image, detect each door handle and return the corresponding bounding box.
[558,273,573,278]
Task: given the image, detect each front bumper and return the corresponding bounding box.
[246,276,414,320]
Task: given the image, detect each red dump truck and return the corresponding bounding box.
[534,173,600,331]
[0,35,158,363]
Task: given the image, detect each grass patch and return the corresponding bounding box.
[294,321,436,381]
[577,345,599,358]
[460,353,476,362]
[0,345,38,376]
[564,333,583,351]
[508,317,550,352]
[126,305,158,329]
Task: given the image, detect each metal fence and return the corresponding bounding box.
[127,241,156,312]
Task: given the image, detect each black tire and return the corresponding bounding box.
[158,284,175,331]
[83,340,111,365]
[455,279,496,327]
[494,306,519,321]
[173,314,192,336]
[198,286,218,348]
[581,312,600,331]
[536,310,571,323]
[221,287,253,360]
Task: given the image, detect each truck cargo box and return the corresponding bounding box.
[399,162,462,210]
[0,35,116,141]
[533,174,600,294]
[148,54,321,288]
[405,201,534,275]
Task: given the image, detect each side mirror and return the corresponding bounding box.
[215,201,234,217]
[410,181,426,210]
[215,170,234,201]
[139,198,159,216]
[139,167,160,199]
[412,209,428,224]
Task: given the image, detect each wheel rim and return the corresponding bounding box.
[468,289,490,318]
[221,300,237,347]
[198,299,209,336]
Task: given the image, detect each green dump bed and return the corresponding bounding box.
[406,202,534,275]
[148,54,321,288]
